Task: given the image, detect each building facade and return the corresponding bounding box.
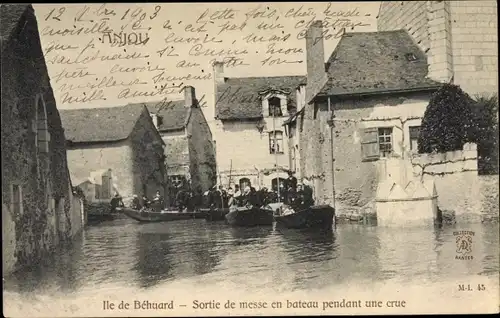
[60,105,167,204]
[1,4,84,276]
[134,86,217,204]
[287,21,443,212]
[377,0,498,96]
[212,62,306,190]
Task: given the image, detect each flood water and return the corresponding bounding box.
[3,218,499,316]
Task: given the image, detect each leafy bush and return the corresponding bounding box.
[471,94,499,175]
[418,84,475,153]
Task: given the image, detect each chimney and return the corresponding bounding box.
[183,85,196,108]
[213,61,225,85]
[305,20,327,101]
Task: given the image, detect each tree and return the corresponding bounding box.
[470,94,499,175]
[418,84,475,154]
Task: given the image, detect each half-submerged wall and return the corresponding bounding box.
[376,143,499,225]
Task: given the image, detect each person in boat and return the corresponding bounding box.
[257,187,268,206]
[286,185,298,206]
[233,184,241,207]
[301,182,315,208]
[151,190,164,211]
[291,183,304,210]
[249,187,260,207]
[218,185,228,208]
[240,186,252,207]
[209,185,221,209]
[142,194,150,209]
[131,194,141,210]
[175,188,190,212]
[202,189,211,208]
[227,188,235,207]
[109,192,124,213]
[286,171,298,192]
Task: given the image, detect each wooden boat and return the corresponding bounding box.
[117,207,205,223]
[274,205,336,230]
[199,207,230,221]
[225,205,274,227]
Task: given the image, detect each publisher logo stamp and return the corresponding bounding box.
[454,230,474,260]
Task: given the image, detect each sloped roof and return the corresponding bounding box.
[126,100,190,132]
[215,75,306,120]
[316,30,442,98]
[59,105,146,143]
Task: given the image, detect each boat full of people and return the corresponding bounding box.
[118,190,205,223]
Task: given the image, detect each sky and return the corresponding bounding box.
[33,2,380,122]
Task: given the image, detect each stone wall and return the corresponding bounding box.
[449,0,498,96]
[1,5,83,276]
[162,131,190,176]
[377,0,498,96]
[299,98,335,205]
[187,106,217,195]
[381,143,499,223]
[129,109,167,200]
[304,92,433,213]
[377,1,430,53]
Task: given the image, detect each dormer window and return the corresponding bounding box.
[268,97,283,117]
[405,53,417,61]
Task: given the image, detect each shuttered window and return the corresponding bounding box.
[361,128,380,161]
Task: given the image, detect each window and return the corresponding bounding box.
[268,97,282,117]
[36,96,50,153]
[409,126,421,151]
[170,175,184,188]
[378,127,393,157]
[269,131,284,154]
[360,127,393,161]
[11,184,22,215]
[239,178,251,190]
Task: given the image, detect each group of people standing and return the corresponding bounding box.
[203,172,315,211]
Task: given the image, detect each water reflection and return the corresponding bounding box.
[278,228,336,264]
[228,226,272,246]
[134,230,174,288]
[3,219,498,298]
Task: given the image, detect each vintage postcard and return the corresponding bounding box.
[2,1,499,316]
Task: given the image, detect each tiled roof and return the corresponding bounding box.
[59,105,146,143]
[0,4,29,41]
[215,76,306,120]
[316,30,442,98]
[126,100,191,132]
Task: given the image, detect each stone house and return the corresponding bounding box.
[212,61,306,190]
[127,86,217,205]
[1,4,84,276]
[59,104,167,204]
[377,0,498,96]
[286,21,444,213]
